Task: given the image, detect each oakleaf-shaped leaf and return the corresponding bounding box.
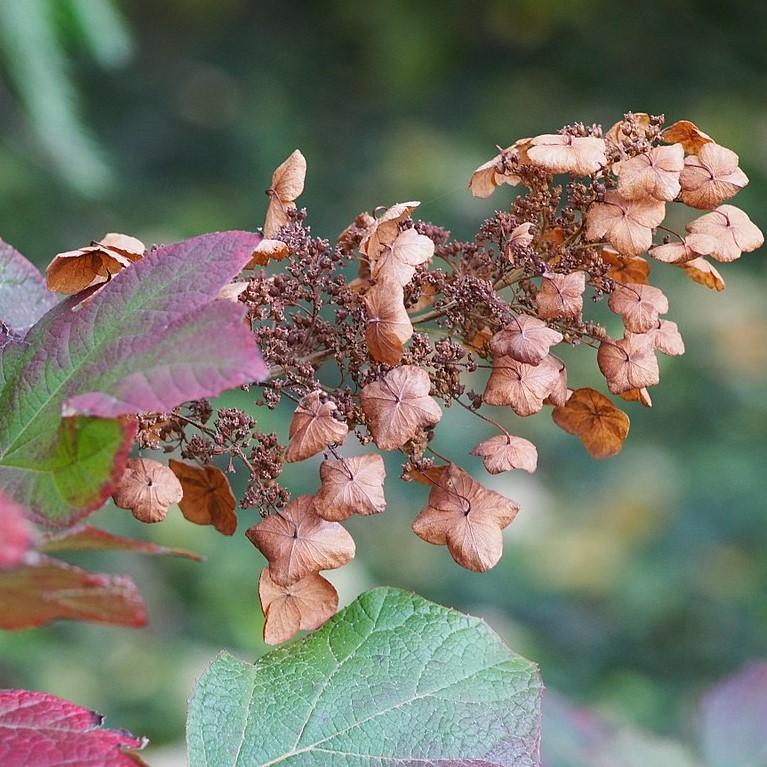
[0,689,147,766]
[0,231,267,527]
[0,239,57,332]
[187,587,542,767]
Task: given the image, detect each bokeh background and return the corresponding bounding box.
[1,1,766,763]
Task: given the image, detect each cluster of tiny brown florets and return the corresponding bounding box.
[120,115,764,643]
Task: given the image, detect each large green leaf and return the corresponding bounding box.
[187,587,542,767]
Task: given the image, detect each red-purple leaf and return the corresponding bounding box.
[0,231,267,527]
[0,689,147,767]
[38,524,202,561]
[0,239,58,332]
[0,493,33,569]
[700,662,767,767]
[0,554,146,630]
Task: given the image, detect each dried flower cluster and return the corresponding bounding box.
[53,114,762,644]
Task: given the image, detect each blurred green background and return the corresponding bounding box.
[1,0,766,762]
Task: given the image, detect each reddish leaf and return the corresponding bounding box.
[0,555,146,630]
[38,525,201,561]
[258,568,338,645]
[246,495,355,586]
[285,391,349,463]
[168,460,238,536]
[314,454,387,521]
[0,493,33,569]
[360,366,442,450]
[0,689,146,766]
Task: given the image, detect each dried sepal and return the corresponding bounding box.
[661,120,714,153]
[258,567,338,645]
[483,355,563,416]
[608,282,669,333]
[597,335,660,394]
[360,365,442,451]
[364,279,413,364]
[361,201,419,261]
[246,238,290,268]
[585,191,665,256]
[286,391,348,463]
[112,458,182,524]
[468,139,530,198]
[168,460,237,535]
[535,271,586,320]
[679,144,749,209]
[471,434,538,474]
[651,319,685,356]
[489,315,563,365]
[552,387,630,459]
[601,247,651,284]
[680,257,726,291]
[619,387,653,408]
[649,233,717,264]
[314,454,386,521]
[372,227,434,286]
[411,463,519,572]
[264,149,307,237]
[617,144,684,202]
[686,205,764,263]
[527,134,606,176]
[46,233,145,294]
[246,495,355,586]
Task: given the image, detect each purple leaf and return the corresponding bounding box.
[700,662,767,767]
[0,231,266,526]
[0,238,58,332]
[0,689,147,766]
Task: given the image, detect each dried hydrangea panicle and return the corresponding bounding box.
[468,139,531,198]
[246,238,289,268]
[608,282,669,334]
[46,232,145,294]
[112,458,183,523]
[483,355,563,416]
[526,133,606,175]
[372,227,434,286]
[286,391,349,463]
[649,233,717,264]
[679,144,749,209]
[314,454,386,521]
[685,205,764,263]
[585,191,665,256]
[680,257,726,291]
[489,315,563,365]
[471,434,538,474]
[597,334,660,394]
[617,144,684,202]
[411,463,519,572]
[660,119,714,153]
[258,567,338,645]
[246,495,355,586]
[535,272,586,320]
[601,247,651,284]
[264,149,307,237]
[552,387,630,459]
[168,460,237,535]
[360,365,442,451]
[364,279,413,364]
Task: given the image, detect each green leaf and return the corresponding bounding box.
[187,587,542,767]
